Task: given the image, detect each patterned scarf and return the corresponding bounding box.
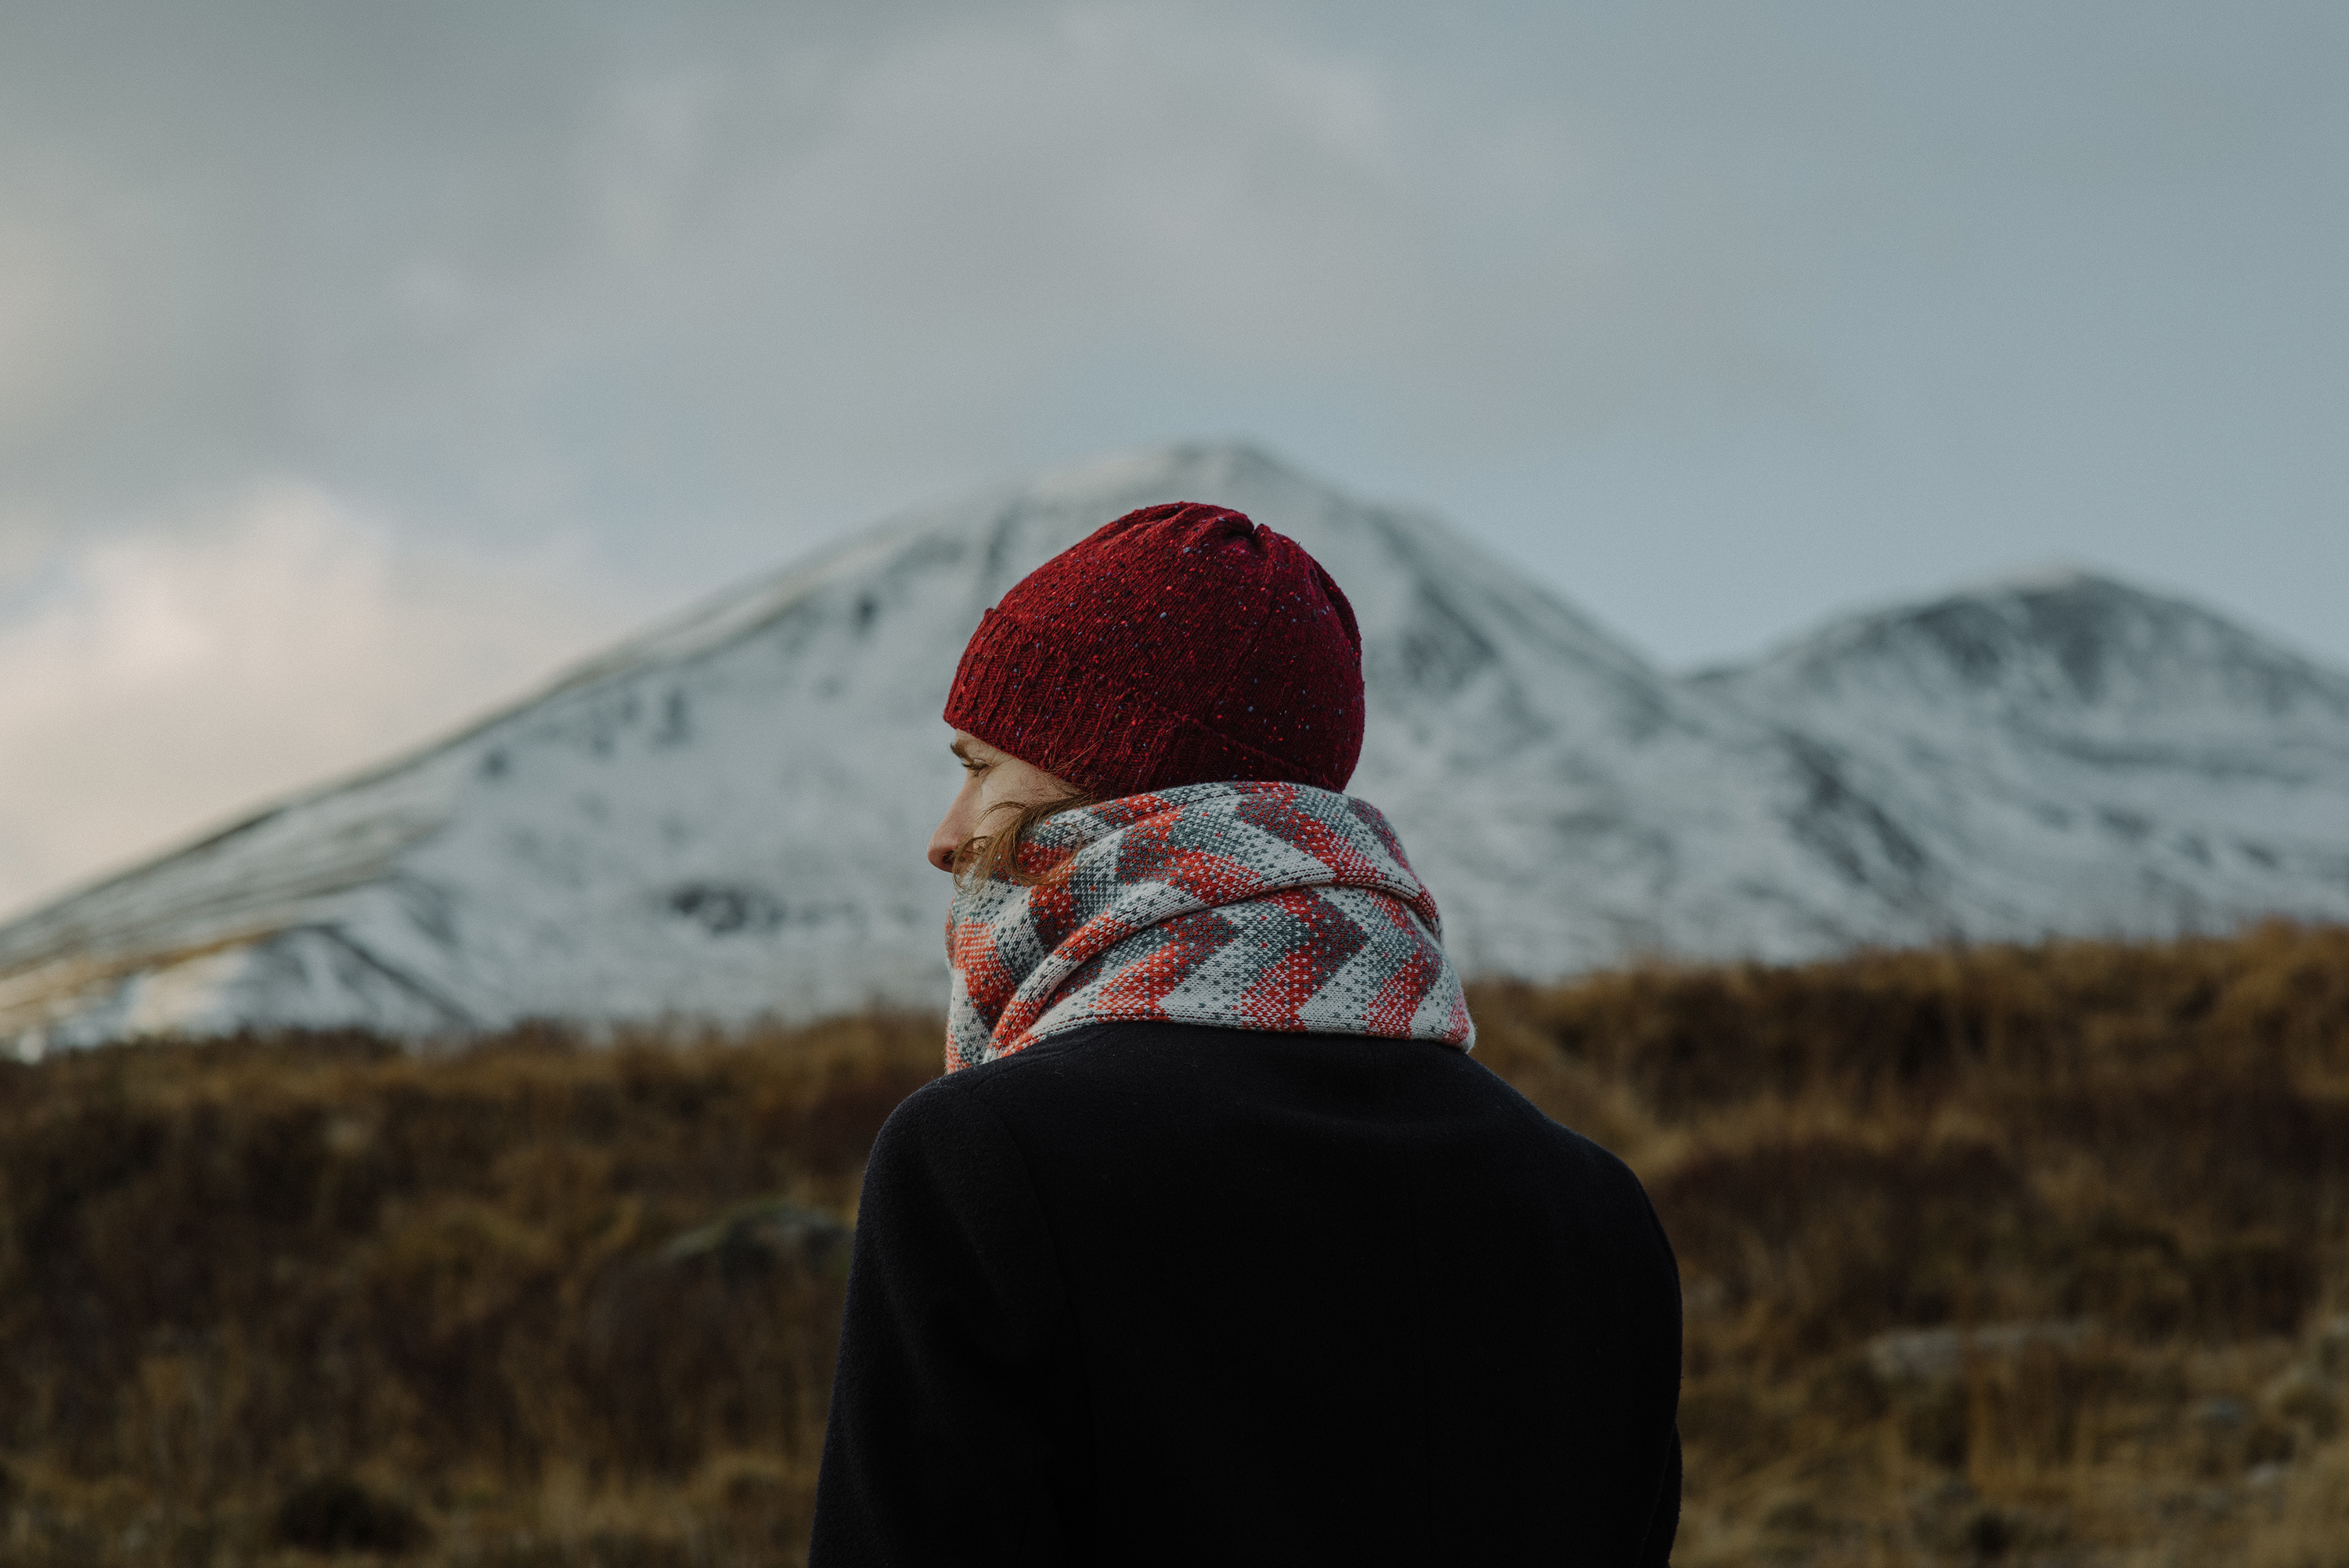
[945,780,1474,1071]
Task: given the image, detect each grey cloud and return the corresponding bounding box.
[3,0,2347,923]
[0,0,2342,669]
[0,2,1790,555]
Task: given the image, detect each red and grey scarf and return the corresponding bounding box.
[945,780,1474,1071]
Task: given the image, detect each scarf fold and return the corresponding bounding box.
[945,781,1474,1071]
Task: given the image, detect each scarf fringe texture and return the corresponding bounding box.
[946,781,1475,1071]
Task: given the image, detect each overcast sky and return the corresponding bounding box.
[2,0,2344,917]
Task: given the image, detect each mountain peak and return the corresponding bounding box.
[1009,439,1337,516]
[7,446,2348,1056]
[4,442,1755,1052]
[1976,561,2102,594]
[1723,569,2349,729]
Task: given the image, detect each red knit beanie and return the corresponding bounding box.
[944,503,1366,798]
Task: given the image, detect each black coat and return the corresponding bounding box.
[810,1021,1683,1566]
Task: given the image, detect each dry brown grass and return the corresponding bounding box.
[1474,919,2349,1566]
[2,922,2345,1565]
[0,1014,942,1566]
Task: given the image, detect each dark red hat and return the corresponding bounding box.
[944,503,1366,798]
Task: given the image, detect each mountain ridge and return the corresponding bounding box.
[5,442,2345,1054]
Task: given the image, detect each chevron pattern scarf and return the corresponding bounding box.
[944,781,1474,1071]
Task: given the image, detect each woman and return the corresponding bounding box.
[810,503,1682,1565]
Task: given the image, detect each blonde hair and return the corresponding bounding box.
[953,790,1099,888]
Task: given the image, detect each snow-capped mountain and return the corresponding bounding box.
[3,445,2344,1052]
[1697,569,2349,938]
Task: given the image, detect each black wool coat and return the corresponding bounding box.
[809,1021,1683,1566]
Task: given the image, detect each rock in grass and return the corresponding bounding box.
[663,1198,851,1285]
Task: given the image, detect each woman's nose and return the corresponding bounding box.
[928,803,967,873]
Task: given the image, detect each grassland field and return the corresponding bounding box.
[3,922,2347,1566]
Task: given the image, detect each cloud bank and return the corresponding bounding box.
[1,0,2343,921]
[0,485,620,917]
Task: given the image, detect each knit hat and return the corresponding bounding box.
[944,503,1365,798]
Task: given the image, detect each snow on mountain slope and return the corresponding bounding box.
[1697,570,2349,936]
[3,449,2343,1054]
[0,444,1945,1051]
